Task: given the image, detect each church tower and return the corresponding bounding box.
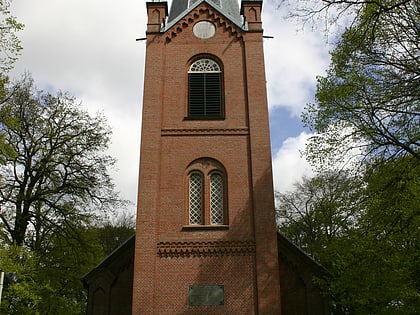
[133,0,281,313]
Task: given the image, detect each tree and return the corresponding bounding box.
[0,0,23,161]
[328,157,419,314]
[95,210,135,255]
[0,245,40,315]
[0,212,136,314]
[277,158,420,314]
[0,227,104,315]
[276,170,363,263]
[283,0,415,34]
[32,226,104,315]
[364,157,420,313]
[0,75,123,247]
[0,0,23,72]
[301,0,419,167]
[277,0,419,312]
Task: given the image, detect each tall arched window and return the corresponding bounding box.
[210,173,224,224]
[189,172,203,224]
[188,58,222,118]
[187,158,227,226]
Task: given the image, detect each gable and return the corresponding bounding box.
[164,2,244,42]
[167,0,242,27]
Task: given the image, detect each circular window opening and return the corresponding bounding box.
[193,21,216,39]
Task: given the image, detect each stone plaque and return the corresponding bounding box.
[188,284,224,306]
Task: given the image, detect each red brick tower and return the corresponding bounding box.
[133,0,281,313]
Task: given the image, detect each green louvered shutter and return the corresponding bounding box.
[189,72,221,118]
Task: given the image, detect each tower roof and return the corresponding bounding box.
[167,0,242,27]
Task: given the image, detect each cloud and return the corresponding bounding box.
[10,0,146,210]
[262,2,331,117]
[272,132,314,193]
[11,0,146,109]
[9,0,329,212]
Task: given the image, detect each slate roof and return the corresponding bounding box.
[82,234,135,285]
[167,0,242,28]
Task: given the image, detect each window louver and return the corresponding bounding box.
[188,59,222,118]
[189,73,221,117]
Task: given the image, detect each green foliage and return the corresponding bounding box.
[280,0,419,312]
[0,74,130,313]
[0,246,40,314]
[0,215,136,314]
[0,6,130,313]
[302,0,419,167]
[0,100,18,164]
[0,0,23,72]
[0,74,124,247]
[277,158,420,313]
[276,170,364,262]
[34,227,104,315]
[362,157,419,311]
[96,223,135,256]
[0,227,104,314]
[0,0,23,162]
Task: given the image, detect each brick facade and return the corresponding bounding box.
[83,233,330,315]
[83,3,331,314]
[132,0,281,313]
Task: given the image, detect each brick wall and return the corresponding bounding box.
[133,1,281,313]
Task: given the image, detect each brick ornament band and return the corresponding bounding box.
[157,240,256,257]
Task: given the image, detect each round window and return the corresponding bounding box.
[193,21,216,39]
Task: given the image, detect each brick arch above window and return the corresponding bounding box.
[186,157,226,173]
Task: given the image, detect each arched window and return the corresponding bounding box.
[210,173,224,224]
[188,58,222,118]
[189,172,203,224]
[187,158,227,226]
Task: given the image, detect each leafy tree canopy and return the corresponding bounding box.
[0,0,23,160]
[0,74,124,248]
[94,210,135,255]
[277,0,419,313]
[276,170,364,263]
[0,226,104,315]
[301,0,419,167]
[0,0,23,72]
[277,158,419,314]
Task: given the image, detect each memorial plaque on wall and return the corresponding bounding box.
[188,284,224,306]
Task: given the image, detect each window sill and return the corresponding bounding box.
[182,225,229,231]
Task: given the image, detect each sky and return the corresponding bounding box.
[9,0,332,214]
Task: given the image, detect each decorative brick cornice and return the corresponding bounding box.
[165,5,243,42]
[161,128,249,136]
[157,240,256,257]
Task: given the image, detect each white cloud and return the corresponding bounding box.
[9,0,330,213]
[262,2,331,117]
[272,132,314,193]
[10,1,146,211]
[11,0,146,108]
